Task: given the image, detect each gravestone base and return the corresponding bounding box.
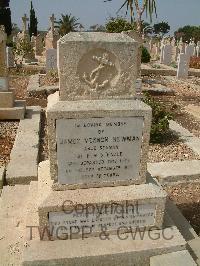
[0,91,14,108]
[0,99,26,120]
[36,161,167,241]
[22,161,186,266]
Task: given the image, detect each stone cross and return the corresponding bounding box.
[22,14,29,33]
[50,14,55,33]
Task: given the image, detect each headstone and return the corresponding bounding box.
[160,45,164,64]
[46,48,57,71]
[35,34,43,56]
[58,32,139,101]
[172,46,179,62]
[196,45,200,57]
[33,32,166,250]
[6,47,15,68]
[185,43,195,59]
[162,44,172,65]
[177,53,189,79]
[0,25,8,91]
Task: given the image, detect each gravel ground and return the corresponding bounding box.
[0,121,19,166]
[40,74,59,87]
[166,183,200,236]
[10,76,47,108]
[148,142,199,162]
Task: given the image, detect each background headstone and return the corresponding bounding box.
[6,47,15,68]
[46,48,57,71]
[177,53,189,79]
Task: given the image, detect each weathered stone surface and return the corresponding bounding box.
[46,49,57,71]
[47,99,152,189]
[6,106,41,185]
[177,53,189,79]
[0,100,26,120]
[56,117,144,185]
[58,32,139,101]
[150,250,197,266]
[27,74,58,97]
[185,104,200,121]
[148,160,200,184]
[36,161,166,239]
[0,91,14,108]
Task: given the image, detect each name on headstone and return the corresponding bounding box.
[56,116,144,185]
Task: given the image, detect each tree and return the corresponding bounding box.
[106,17,135,33]
[28,1,38,37]
[153,21,170,37]
[105,0,157,34]
[174,25,200,43]
[55,14,80,36]
[0,0,12,36]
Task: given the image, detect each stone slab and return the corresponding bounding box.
[185,105,200,121]
[150,250,197,266]
[169,120,200,156]
[47,99,152,189]
[0,100,26,120]
[188,238,200,266]
[0,76,9,91]
[0,184,30,266]
[37,161,166,240]
[27,74,58,97]
[56,116,144,185]
[148,160,200,184]
[22,228,186,266]
[6,106,41,185]
[0,91,14,108]
[58,32,139,101]
[47,91,59,109]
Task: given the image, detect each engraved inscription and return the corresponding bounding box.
[49,203,156,239]
[56,117,144,185]
[77,48,119,95]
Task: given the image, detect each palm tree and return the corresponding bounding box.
[55,14,80,36]
[105,0,157,34]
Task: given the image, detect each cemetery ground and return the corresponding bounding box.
[0,69,200,240]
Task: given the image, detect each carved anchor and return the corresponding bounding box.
[83,53,115,90]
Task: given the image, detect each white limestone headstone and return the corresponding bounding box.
[6,47,15,68]
[162,44,172,65]
[177,53,189,79]
[46,48,57,71]
[196,46,200,57]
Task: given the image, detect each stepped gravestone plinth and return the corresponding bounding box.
[0,25,26,120]
[23,32,174,265]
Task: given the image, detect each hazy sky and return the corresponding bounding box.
[10,0,200,33]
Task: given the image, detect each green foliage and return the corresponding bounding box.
[55,14,80,36]
[13,38,34,60]
[106,17,134,33]
[141,46,151,63]
[153,21,170,37]
[175,25,200,43]
[0,5,12,36]
[143,93,172,143]
[29,1,38,37]
[105,0,157,24]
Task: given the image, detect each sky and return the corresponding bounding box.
[10,0,200,34]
